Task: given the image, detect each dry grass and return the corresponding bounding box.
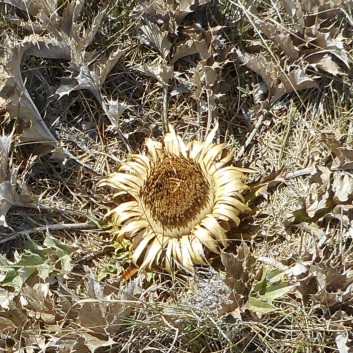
[1,0,353,352]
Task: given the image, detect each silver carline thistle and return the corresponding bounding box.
[99,123,251,272]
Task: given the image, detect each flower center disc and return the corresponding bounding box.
[142,155,210,230]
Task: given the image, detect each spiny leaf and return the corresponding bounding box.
[0,236,77,291]
[140,23,172,60]
[0,252,44,290]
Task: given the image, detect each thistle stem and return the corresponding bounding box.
[0,223,96,244]
[163,83,169,133]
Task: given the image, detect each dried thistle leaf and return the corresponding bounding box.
[282,0,299,18]
[235,50,277,93]
[2,1,129,135]
[253,18,300,60]
[101,98,132,130]
[0,316,16,335]
[303,29,349,68]
[1,0,59,33]
[172,39,199,64]
[272,67,319,103]
[0,135,33,227]
[0,38,59,146]
[307,54,345,75]
[138,64,174,85]
[133,0,212,25]
[78,278,137,336]
[221,243,256,296]
[236,50,318,103]
[1,0,58,15]
[140,23,172,60]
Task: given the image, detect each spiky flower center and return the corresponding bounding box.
[141,155,210,230]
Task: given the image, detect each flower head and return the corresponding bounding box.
[100,123,250,272]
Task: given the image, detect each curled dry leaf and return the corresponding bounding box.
[322,131,353,171]
[336,333,353,353]
[77,334,116,353]
[0,287,15,310]
[332,173,353,204]
[20,283,56,324]
[0,134,33,228]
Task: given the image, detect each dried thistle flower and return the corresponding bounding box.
[100,123,250,272]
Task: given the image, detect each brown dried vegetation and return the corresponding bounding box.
[0,0,353,352]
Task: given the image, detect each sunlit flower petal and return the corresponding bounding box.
[100,123,251,272]
[200,215,228,247]
[132,230,156,264]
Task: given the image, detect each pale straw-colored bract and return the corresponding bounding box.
[100,123,250,272]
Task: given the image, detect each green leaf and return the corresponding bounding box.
[254,277,267,294]
[0,252,46,290]
[248,296,276,314]
[260,282,294,303]
[37,263,52,281]
[43,234,76,256]
[266,268,285,282]
[0,237,76,290]
[60,254,73,273]
[0,267,18,289]
[16,252,44,267]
